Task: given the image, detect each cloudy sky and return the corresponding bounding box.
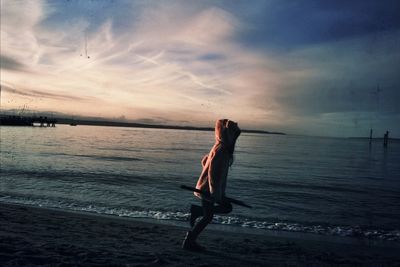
[1,0,399,137]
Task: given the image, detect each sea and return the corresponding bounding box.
[1,125,399,242]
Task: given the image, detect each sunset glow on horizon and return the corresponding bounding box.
[1,0,399,136]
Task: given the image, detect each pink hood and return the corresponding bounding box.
[214,119,241,148]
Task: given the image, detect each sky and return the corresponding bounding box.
[1,0,399,137]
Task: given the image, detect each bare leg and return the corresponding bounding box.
[190,200,233,240]
[190,200,214,240]
[183,200,233,251]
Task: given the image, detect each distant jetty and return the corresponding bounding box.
[0,115,56,127]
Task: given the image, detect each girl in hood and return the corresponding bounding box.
[182,119,241,251]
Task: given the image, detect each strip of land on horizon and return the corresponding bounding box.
[0,113,286,135]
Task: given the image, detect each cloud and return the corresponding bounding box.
[235,0,400,51]
[0,0,278,127]
[0,55,26,71]
[1,83,89,101]
[0,0,48,64]
[1,0,399,136]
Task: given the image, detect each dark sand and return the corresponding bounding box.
[1,203,399,266]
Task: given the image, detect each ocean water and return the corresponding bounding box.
[1,125,399,241]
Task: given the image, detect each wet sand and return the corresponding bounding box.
[1,203,399,266]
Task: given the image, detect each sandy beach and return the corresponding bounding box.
[0,203,399,266]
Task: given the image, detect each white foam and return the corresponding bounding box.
[1,196,399,242]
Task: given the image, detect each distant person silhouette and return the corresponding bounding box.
[383,130,389,147]
[182,119,241,252]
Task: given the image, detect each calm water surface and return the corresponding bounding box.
[1,125,399,241]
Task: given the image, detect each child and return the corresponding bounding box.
[183,119,241,251]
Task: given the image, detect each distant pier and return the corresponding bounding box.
[0,115,57,127]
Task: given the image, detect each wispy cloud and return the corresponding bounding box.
[1,83,89,101]
[1,0,274,126]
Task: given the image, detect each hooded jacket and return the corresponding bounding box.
[194,119,240,202]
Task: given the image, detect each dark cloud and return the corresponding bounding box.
[0,55,26,71]
[133,116,191,125]
[271,58,400,117]
[134,117,170,125]
[197,53,226,61]
[249,23,400,136]
[253,22,400,118]
[230,0,400,51]
[1,84,88,101]
[276,81,400,116]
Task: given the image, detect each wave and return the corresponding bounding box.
[40,152,142,162]
[81,154,143,162]
[230,178,367,195]
[1,195,398,242]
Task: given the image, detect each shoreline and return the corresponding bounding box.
[1,202,399,266]
[2,197,399,245]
